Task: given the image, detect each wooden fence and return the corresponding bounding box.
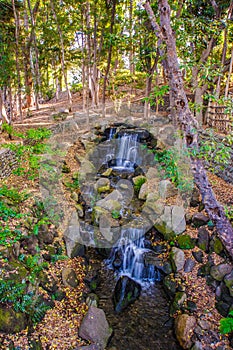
[206,101,233,133]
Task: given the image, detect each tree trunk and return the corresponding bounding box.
[225,45,233,99]
[12,0,23,121]
[27,0,41,110]
[102,0,117,117]
[144,0,233,259]
[50,0,72,110]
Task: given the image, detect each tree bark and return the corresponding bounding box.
[50,0,72,110]
[225,45,233,99]
[144,0,233,259]
[12,0,23,121]
[102,0,117,117]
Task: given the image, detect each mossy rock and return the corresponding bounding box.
[213,237,224,255]
[0,307,27,333]
[5,260,28,282]
[176,234,196,250]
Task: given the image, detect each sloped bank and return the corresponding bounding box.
[64,120,232,349]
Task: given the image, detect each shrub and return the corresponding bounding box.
[220,311,233,334]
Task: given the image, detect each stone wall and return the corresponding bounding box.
[0,148,18,179]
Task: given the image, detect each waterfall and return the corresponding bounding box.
[110,227,160,284]
[116,133,138,169]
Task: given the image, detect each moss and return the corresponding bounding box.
[177,234,196,250]
[213,237,223,254]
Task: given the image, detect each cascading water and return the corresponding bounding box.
[103,127,160,285]
[111,227,160,283]
[115,133,139,170]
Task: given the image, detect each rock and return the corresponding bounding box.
[197,227,209,252]
[186,300,197,313]
[138,178,159,200]
[76,204,84,218]
[158,179,178,199]
[77,346,101,350]
[170,292,187,315]
[177,234,196,250]
[190,187,201,207]
[79,159,96,181]
[198,319,210,330]
[96,197,122,212]
[79,306,112,349]
[62,268,79,288]
[192,250,204,263]
[210,264,232,282]
[20,235,39,255]
[38,224,54,245]
[86,293,99,308]
[154,205,186,240]
[146,167,159,179]
[215,301,230,317]
[170,247,185,272]
[212,237,223,255]
[163,275,177,298]
[224,270,233,297]
[102,168,113,177]
[95,178,110,193]
[184,259,196,273]
[71,192,79,202]
[39,272,57,293]
[63,211,82,258]
[192,212,209,227]
[175,314,196,349]
[0,307,27,333]
[113,276,141,313]
[191,341,203,350]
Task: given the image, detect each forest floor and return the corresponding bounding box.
[0,93,233,350]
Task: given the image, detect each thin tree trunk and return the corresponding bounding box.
[225,46,233,99]
[50,0,72,110]
[102,0,117,117]
[12,0,23,121]
[27,0,41,110]
[215,3,233,99]
[144,0,233,259]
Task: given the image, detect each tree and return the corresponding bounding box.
[144,0,233,258]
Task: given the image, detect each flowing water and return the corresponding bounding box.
[86,126,182,349]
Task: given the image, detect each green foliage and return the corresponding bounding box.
[220,310,233,334]
[0,185,28,203]
[134,176,146,193]
[224,205,233,222]
[64,178,80,190]
[154,147,193,192]
[18,254,48,283]
[0,225,22,246]
[111,209,121,219]
[25,128,51,141]
[176,234,196,249]
[0,201,21,222]
[0,279,51,324]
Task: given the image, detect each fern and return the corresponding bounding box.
[220,311,233,334]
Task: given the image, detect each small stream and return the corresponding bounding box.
[93,258,182,350]
[82,124,182,349]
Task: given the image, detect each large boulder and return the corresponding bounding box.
[192,212,209,227]
[158,179,178,199]
[175,314,196,349]
[154,205,186,240]
[170,247,185,272]
[197,227,209,252]
[0,307,27,333]
[79,306,112,349]
[210,264,232,282]
[63,211,85,258]
[224,270,233,297]
[94,178,110,193]
[113,276,141,313]
[62,268,79,288]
